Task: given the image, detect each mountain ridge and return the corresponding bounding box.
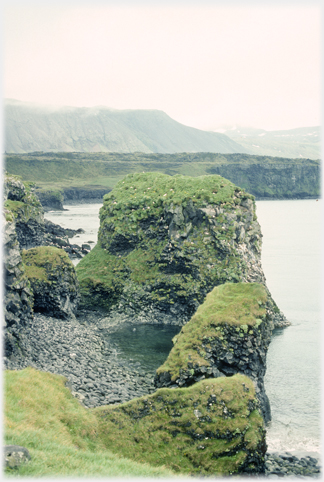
[5,99,248,155]
[213,125,320,159]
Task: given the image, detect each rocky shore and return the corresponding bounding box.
[264,452,321,478]
[3,312,156,408]
[3,311,321,478]
[3,173,320,477]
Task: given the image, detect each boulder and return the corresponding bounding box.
[22,246,80,319]
[4,445,31,469]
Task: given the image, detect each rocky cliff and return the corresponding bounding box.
[4,175,87,260]
[76,172,287,328]
[3,176,82,358]
[6,152,321,205]
[3,210,34,360]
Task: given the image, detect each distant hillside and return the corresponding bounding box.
[214,125,320,160]
[5,152,320,201]
[4,99,248,155]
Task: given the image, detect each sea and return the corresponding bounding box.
[45,198,322,457]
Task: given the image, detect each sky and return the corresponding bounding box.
[3,1,322,131]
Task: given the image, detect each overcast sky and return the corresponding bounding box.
[3,1,322,131]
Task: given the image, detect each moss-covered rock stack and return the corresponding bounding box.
[95,374,266,476]
[155,282,272,422]
[22,246,80,319]
[76,172,286,326]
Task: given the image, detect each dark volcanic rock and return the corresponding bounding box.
[35,189,64,211]
[3,212,34,359]
[22,246,80,319]
[4,174,87,261]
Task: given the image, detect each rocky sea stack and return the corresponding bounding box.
[76,172,287,328]
[155,282,272,422]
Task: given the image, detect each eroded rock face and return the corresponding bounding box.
[155,283,273,423]
[96,374,266,476]
[22,246,80,319]
[4,175,87,260]
[77,172,287,328]
[3,213,34,359]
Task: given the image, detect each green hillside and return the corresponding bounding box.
[5,151,321,199]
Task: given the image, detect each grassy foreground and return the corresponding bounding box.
[4,368,175,477]
[4,366,264,477]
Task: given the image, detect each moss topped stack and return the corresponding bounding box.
[155,282,272,422]
[76,172,286,326]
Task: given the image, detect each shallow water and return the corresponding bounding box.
[108,322,181,373]
[45,198,322,455]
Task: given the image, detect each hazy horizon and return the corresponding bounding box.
[3,2,321,132]
[4,97,320,134]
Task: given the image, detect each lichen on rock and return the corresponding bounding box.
[76,172,287,327]
[22,246,80,319]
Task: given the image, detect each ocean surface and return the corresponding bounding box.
[45,199,322,456]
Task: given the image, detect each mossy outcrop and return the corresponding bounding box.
[95,374,266,476]
[4,176,45,249]
[34,189,64,211]
[155,282,272,422]
[4,174,86,259]
[76,172,287,327]
[22,246,80,319]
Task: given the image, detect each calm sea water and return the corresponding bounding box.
[256,200,321,456]
[45,199,322,455]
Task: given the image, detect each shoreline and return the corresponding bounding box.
[3,310,321,477]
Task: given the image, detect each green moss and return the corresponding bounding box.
[157,282,267,381]
[76,245,126,310]
[94,374,265,476]
[22,246,74,284]
[77,172,255,313]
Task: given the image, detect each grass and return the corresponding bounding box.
[156,282,267,381]
[4,367,265,477]
[4,368,176,477]
[89,373,265,476]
